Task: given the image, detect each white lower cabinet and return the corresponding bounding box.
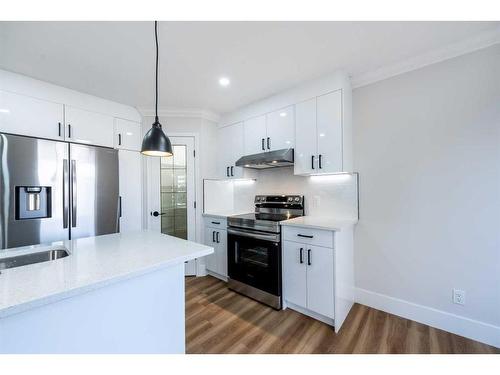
[283,241,334,319]
[283,225,354,332]
[204,220,227,279]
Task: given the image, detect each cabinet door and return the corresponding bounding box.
[266,106,295,151]
[65,106,114,147]
[217,123,244,179]
[294,98,317,175]
[115,118,142,151]
[118,150,143,232]
[283,241,307,308]
[243,115,266,155]
[204,226,217,272]
[216,229,227,277]
[317,90,343,173]
[306,245,334,319]
[0,90,64,140]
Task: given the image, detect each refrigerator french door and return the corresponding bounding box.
[0,133,119,250]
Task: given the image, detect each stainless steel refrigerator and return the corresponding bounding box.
[0,133,119,250]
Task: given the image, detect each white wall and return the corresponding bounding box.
[353,44,500,346]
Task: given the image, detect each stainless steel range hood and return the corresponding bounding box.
[235,148,294,169]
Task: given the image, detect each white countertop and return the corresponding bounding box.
[202,211,252,219]
[0,231,213,318]
[280,216,358,231]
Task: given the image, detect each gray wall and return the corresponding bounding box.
[352,44,500,327]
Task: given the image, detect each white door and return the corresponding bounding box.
[266,106,295,151]
[148,136,197,275]
[0,90,64,140]
[243,115,266,155]
[316,90,343,173]
[115,118,142,151]
[283,241,307,308]
[306,245,335,319]
[65,105,114,147]
[294,98,317,175]
[118,150,143,232]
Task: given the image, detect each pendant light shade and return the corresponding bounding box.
[141,118,173,157]
[141,21,173,157]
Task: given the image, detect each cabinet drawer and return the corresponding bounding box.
[283,226,333,248]
[203,216,227,229]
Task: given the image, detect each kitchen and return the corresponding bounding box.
[0,14,500,369]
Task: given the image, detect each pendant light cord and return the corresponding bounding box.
[155,20,159,124]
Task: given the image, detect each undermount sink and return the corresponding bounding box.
[0,248,69,271]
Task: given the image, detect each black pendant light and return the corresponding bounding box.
[141,21,173,157]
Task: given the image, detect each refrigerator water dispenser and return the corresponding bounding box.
[15,186,52,220]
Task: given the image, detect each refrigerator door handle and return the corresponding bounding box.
[71,160,77,228]
[63,159,69,228]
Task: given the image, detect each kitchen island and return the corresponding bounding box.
[0,231,213,353]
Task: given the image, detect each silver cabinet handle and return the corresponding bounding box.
[71,160,77,228]
[63,159,69,228]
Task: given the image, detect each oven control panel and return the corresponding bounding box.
[254,195,304,205]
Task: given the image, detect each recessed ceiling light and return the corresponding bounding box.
[279,112,287,117]
[219,77,230,87]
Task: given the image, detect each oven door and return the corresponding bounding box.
[227,227,281,297]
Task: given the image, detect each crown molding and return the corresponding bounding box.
[137,107,220,123]
[351,26,500,89]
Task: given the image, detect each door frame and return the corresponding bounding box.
[145,132,201,274]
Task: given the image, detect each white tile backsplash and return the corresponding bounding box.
[205,167,358,219]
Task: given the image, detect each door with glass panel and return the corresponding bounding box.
[148,136,196,275]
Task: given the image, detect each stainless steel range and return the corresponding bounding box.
[227,195,305,309]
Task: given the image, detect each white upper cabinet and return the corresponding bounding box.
[114,118,142,151]
[242,106,295,155]
[65,106,114,148]
[294,98,317,175]
[243,115,266,155]
[317,91,342,174]
[265,106,295,151]
[0,90,64,140]
[217,122,244,179]
[294,89,348,175]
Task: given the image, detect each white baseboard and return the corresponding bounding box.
[355,288,500,349]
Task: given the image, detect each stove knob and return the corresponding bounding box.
[294,197,300,202]
[256,197,261,202]
[287,197,293,202]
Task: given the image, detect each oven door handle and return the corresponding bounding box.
[227,227,279,242]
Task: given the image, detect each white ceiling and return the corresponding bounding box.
[0,21,499,114]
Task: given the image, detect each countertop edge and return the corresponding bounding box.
[0,246,213,319]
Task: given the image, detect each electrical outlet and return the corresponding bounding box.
[453,289,466,305]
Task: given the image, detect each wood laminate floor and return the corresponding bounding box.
[186,276,499,354]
